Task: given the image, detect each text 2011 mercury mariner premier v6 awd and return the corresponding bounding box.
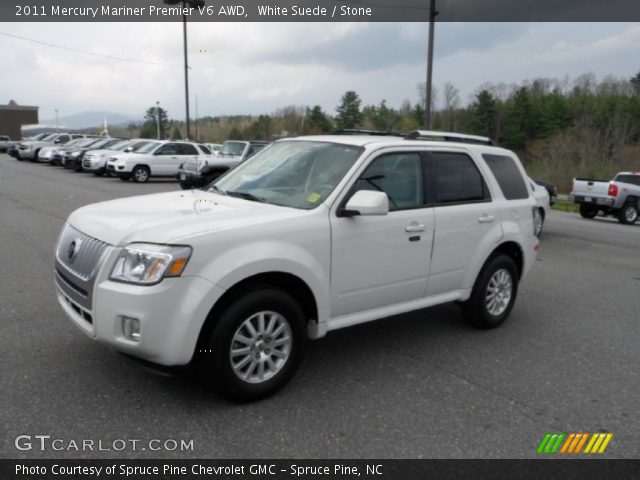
[54,131,539,401]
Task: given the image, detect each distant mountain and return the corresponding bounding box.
[39,111,141,129]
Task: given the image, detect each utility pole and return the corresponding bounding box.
[195,94,199,141]
[55,109,59,132]
[156,101,161,140]
[424,0,437,129]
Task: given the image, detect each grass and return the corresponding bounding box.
[552,199,579,213]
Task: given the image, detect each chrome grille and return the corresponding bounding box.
[56,225,110,281]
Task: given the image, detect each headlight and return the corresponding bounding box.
[110,243,192,285]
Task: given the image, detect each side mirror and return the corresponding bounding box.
[342,190,389,217]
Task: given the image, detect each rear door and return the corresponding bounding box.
[176,143,200,175]
[426,151,503,296]
[153,143,180,175]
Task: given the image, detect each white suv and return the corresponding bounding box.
[54,131,539,401]
[106,140,210,183]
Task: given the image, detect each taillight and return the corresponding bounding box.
[608,183,618,197]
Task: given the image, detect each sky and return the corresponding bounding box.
[0,22,639,124]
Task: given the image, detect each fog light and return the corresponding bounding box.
[122,316,140,342]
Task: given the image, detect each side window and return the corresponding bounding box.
[353,153,424,211]
[157,144,179,155]
[198,144,212,155]
[428,152,490,205]
[615,174,640,187]
[482,154,529,200]
[58,135,70,144]
[178,144,198,155]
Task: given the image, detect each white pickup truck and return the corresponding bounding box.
[570,172,640,224]
[54,131,539,401]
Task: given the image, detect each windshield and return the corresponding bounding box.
[219,141,247,156]
[106,140,130,151]
[74,138,101,148]
[88,138,115,149]
[135,141,161,154]
[212,141,362,210]
[42,134,58,142]
[62,138,86,148]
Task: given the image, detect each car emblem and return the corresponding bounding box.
[67,238,82,262]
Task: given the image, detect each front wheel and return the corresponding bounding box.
[618,203,638,225]
[131,166,150,183]
[197,287,306,402]
[579,203,598,219]
[461,255,519,329]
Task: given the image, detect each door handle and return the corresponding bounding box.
[478,214,495,223]
[405,224,426,233]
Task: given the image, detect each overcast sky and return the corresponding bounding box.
[0,22,639,123]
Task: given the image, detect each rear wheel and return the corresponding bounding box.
[618,202,638,225]
[131,166,150,183]
[197,287,306,402]
[462,255,519,329]
[579,203,598,219]
[534,208,545,237]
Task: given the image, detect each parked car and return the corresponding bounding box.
[106,140,211,183]
[570,172,640,224]
[17,133,82,161]
[82,139,150,176]
[177,141,269,189]
[54,130,539,401]
[534,180,557,206]
[63,137,122,172]
[529,178,550,236]
[206,143,222,155]
[0,135,15,152]
[40,137,93,164]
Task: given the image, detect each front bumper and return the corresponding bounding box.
[55,270,225,366]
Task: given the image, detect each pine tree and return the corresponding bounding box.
[140,106,169,139]
[335,91,363,129]
[467,90,497,138]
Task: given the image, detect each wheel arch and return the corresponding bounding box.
[196,271,320,352]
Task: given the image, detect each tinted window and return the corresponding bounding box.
[483,154,529,200]
[178,144,198,155]
[354,153,424,211]
[198,144,212,155]
[428,152,490,205]
[615,174,640,187]
[157,144,179,155]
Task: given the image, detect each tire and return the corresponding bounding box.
[131,166,150,183]
[618,202,639,225]
[535,208,545,237]
[462,254,519,329]
[31,150,40,162]
[197,287,306,402]
[93,171,104,177]
[579,203,598,219]
[119,175,131,181]
[179,182,191,190]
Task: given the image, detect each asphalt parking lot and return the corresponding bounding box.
[1,154,639,460]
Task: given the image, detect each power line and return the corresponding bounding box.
[0,31,185,68]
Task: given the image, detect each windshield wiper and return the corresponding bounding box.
[227,190,265,203]
[209,185,226,195]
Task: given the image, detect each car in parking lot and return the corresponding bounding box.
[106,140,211,183]
[82,139,151,176]
[571,172,640,224]
[0,135,16,152]
[54,130,539,401]
[62,137,122,171]
[18,133,90,161]
[177,141,270,189]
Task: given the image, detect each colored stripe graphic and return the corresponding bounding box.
[539,433,613,454]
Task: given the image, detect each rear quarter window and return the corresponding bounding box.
[427,152,491,205]
[482,154,530,200]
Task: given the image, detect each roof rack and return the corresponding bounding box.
[404,130,493,145]
[332,129,406,137]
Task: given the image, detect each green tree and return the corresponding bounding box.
[140,106,169,139]
[631,70,640,96]
[335,91,363,129]
[467,90,497,139]
[304,105,332,134]
[364,100,399,131]
[170,126,182,140]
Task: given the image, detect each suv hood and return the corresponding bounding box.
[67,190,303,246]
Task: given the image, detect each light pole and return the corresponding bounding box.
[156,101,161,140]
[55,109,59,132]
[164,0,205,140]
[424,0,437,129]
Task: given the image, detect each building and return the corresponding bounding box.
[0,100,39,140]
